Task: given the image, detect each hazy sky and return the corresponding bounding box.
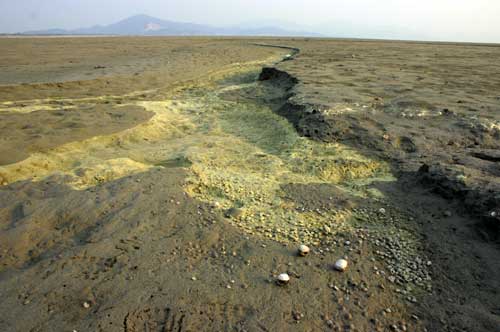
[1,0,499,42]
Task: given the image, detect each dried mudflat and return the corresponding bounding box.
[0,37,499,332]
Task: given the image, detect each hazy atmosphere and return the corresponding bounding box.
[1,0,499,42]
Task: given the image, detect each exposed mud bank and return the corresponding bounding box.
[259,64,500,242]
[258,67,335,142]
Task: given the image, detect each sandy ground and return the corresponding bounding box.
[0,37,499,332]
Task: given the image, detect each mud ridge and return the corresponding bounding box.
[258,67,333,140]
[258,63,500,242]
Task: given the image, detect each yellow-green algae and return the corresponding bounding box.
[0,61,395,245]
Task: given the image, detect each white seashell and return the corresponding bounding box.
[334,259,348,272]
[379,208,386,214]
[277,273,290,285]
[298,244,310,256]
[82,301,91,309]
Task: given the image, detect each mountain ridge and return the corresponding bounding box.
[22,14,321,37]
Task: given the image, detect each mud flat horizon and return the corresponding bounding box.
[0,37,499,331]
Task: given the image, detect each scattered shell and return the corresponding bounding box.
[82,301,91,309]
[379,208,386,214]
[298,244,310,257]
[276,273,290,285]
[334,259,348,272]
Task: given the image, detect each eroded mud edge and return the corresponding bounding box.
[257,56,499,241]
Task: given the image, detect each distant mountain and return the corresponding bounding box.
[22,14,321,37]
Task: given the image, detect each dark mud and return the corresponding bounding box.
[0,167,423,332]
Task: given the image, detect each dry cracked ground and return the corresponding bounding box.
[0,37,499,332]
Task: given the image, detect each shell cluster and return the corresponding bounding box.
[275,246,350,287]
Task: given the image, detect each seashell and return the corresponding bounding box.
[276,273,290,285]
[334,259,348,272]
[298,244,310,257]
[379,208,386,214]
[82,301,91,309]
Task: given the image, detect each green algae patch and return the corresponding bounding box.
[0,63,395,245]
[175,72,395,245]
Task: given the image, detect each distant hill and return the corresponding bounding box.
[22,14,321,37]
